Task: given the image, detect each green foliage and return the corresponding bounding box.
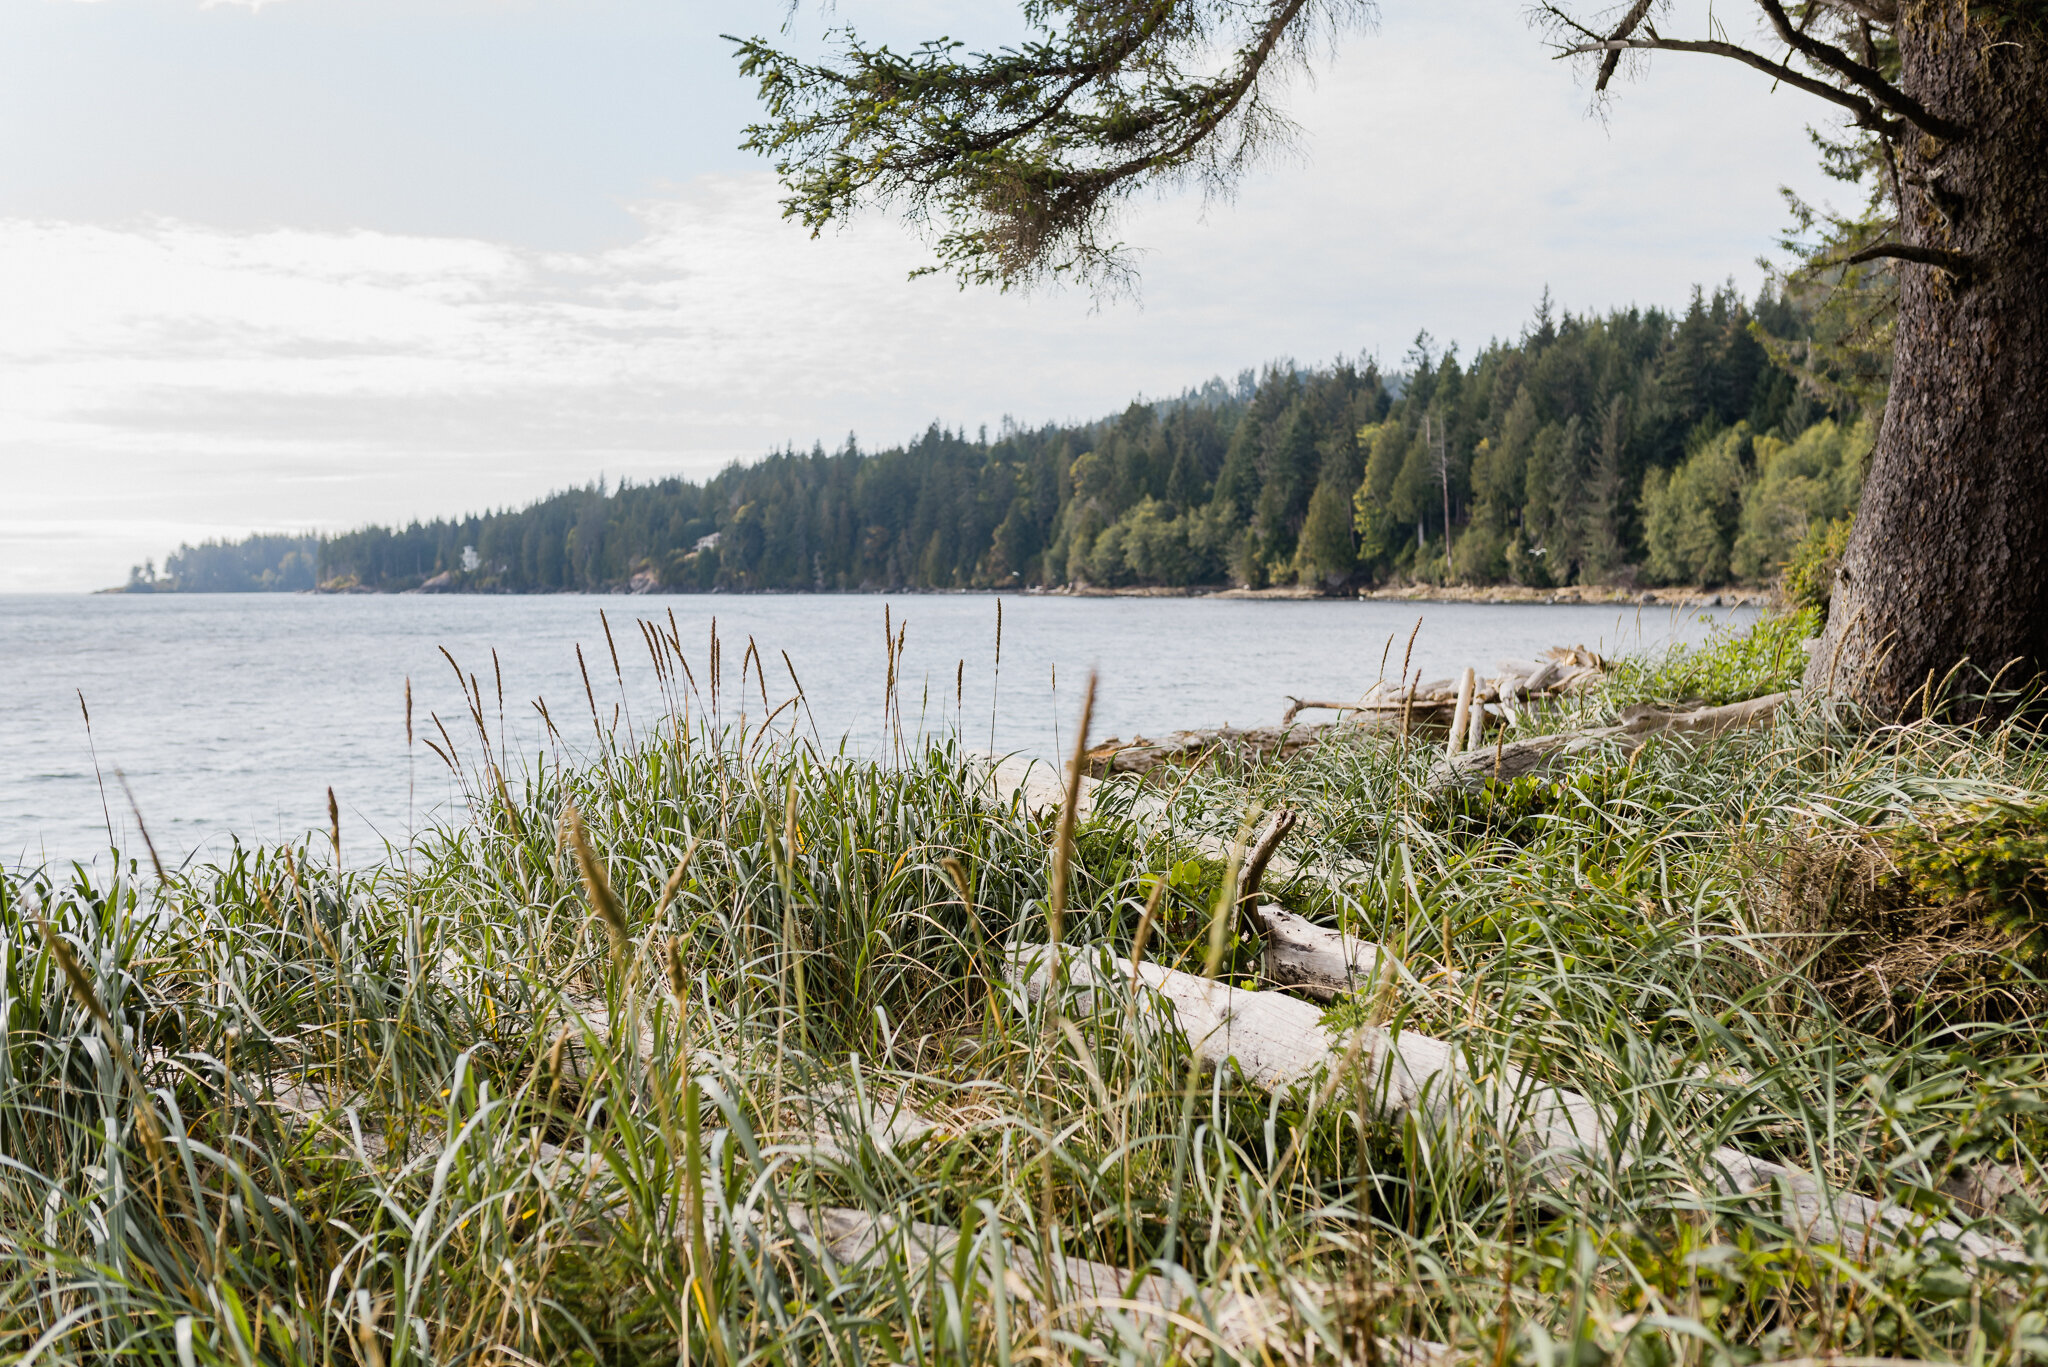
[1351,463,1391,561]
[732,3,1376,293]
[1641,426,1750,585]
[132,533,321,592]
[1732,419,1870,583]
[1639,416,1867,591]
[1895,798,2048,963]
[1784,512,1856,616]
[153,282,1858,595]
[1755,143,1900,421]
[1607,605,1820,705]
[1293,478,1356,586]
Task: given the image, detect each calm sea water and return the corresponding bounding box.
[0,592,1752,872]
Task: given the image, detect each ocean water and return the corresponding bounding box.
[0,592,1752,872]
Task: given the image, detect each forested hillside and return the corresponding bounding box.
[142,284,1871,595]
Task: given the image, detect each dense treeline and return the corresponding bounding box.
[141,284,1871,595]
[123,535,321,593]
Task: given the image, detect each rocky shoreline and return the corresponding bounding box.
[106,579,1774,609]
[1043,582,1775,609]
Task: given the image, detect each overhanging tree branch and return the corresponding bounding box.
[1594,0,1655,92]
[1839,240,1976,278]
[732,0,1370,291]
[1804,0,1900,28]
[1560,34,1899,133]
[1753,0,1962,138]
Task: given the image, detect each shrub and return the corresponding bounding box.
[1783,513,1854,616]
[1894,797,2048,965]
[1606,605,1819,706]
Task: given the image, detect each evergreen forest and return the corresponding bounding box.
[140,284,1873,596]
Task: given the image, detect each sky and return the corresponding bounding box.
[0,0,1851,593]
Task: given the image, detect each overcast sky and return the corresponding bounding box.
[0,0,1848,592]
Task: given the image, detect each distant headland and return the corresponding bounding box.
[112,284,1858,611]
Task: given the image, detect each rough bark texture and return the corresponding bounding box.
[1810,2,2048,716]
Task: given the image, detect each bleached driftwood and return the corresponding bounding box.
[1426,692,1793,799]
[1080,720,1381,781]
[531,1087,1448,1362]
[787,1085,1450,1361]
[1282,696,1372,725]
[1247,903,1395,1001]
[799,1082,943,1162]
[1445,668,1477,760]
[974,756,1369,891]
[1014,943,2016,1263]
[790,1203,1449,1362]
[974,752,1101,820]
[1044,644,1618,786]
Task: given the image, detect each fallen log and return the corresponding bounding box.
[787,1084,1448,1358]
[1049,644,1629,787]
[1248,902,1395,1000]
[1081,719,1389,781]
[1426,692,1793,799]
[1014,942,2016,1263]
[973,752,1371,892]
[1062,642,1622,785]
[790,1203,1449,1362]
[1282,696,1369,725]
[975,752,1101,819]
[531,1090,1448,1362]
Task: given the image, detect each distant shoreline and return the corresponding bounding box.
[97,581,1773,610]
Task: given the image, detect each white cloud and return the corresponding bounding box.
[0,0,1845,592]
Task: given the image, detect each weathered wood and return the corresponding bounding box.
[1427,692,1793,798]
[799,1082,941,1163]
[1079,720,1383,780]
[1236,808,1297,918]
[1014,943,2016,1262]
[532,1091,1448,1362]
[788,1204,1448,1362]
[1250,902,1393,1001]
[1282,696,1367,725]
[1446,668,1476,759]
[974,752,1101,819]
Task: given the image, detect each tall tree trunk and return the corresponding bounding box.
[1808,3,2048,717]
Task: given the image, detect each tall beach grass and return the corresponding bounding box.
[5,610,2048,1365]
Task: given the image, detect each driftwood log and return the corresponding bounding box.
[786,1202,1447,1362]
[1426,692,1793,799]
[1096,646,1620,783]
[526,1086,1448,1361]
[1081,720,1382,781]
[977,752,1100,819]
[1248,902,1394,1000]
[1014,943,2015,1263]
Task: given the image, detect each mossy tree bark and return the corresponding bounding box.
[1806,3,2048,716]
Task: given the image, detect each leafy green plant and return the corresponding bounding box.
[1605,604,1819,706]
[1894,796,2048,963]
[1784,512,1855,616]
